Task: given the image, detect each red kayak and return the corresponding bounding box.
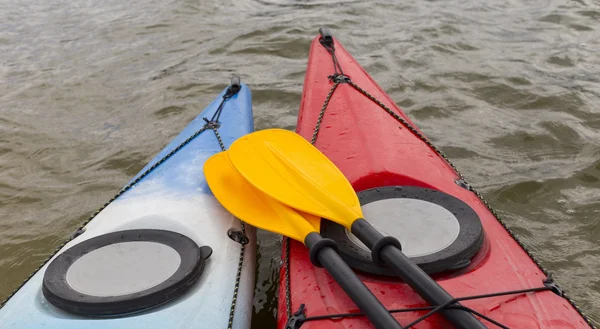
[278,28,593,329]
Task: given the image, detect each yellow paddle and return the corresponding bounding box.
[227,128,488,329]
[204,152,404,329]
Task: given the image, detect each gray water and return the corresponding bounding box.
[1,0,599,327]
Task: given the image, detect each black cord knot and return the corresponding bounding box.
[328,74,350,83]
[203,118,221,129]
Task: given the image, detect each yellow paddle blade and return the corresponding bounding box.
[227,128,363,227]
[204,151,321,243]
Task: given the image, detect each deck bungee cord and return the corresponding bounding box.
[285,277,564,329]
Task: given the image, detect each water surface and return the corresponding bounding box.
[1,0,599,326]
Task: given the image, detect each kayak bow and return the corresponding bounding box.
[277,28,593,329]
[0,77,256,329]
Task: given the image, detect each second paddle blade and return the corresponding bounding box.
[206,151,406,329]
[204,151,320,242]
[228,128,363,223]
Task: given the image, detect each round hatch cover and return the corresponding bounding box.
[320,186,484,276]
[43,229,212,316]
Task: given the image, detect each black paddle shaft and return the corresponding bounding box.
[351,219,489,329]
[304,232,404,329]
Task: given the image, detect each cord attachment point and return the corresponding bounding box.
[454,179,471,190]
[228,75,241,95]
[319,27,333,46]
[202,117,221,129]
[544,275,564,297]
[227,228,249,245]
[329,74,350,83]
[286,304,307,329]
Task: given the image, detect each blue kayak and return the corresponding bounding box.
[0,77,256,329]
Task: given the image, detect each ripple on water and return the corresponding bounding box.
[1,0,600,326]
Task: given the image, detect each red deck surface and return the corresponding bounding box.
[277,35,590,329]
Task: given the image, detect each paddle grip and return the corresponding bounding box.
[351,219,489,329]
[304,232,404,329]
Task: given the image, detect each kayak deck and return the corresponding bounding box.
[0,81,256,329]
[279,32,593,329]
